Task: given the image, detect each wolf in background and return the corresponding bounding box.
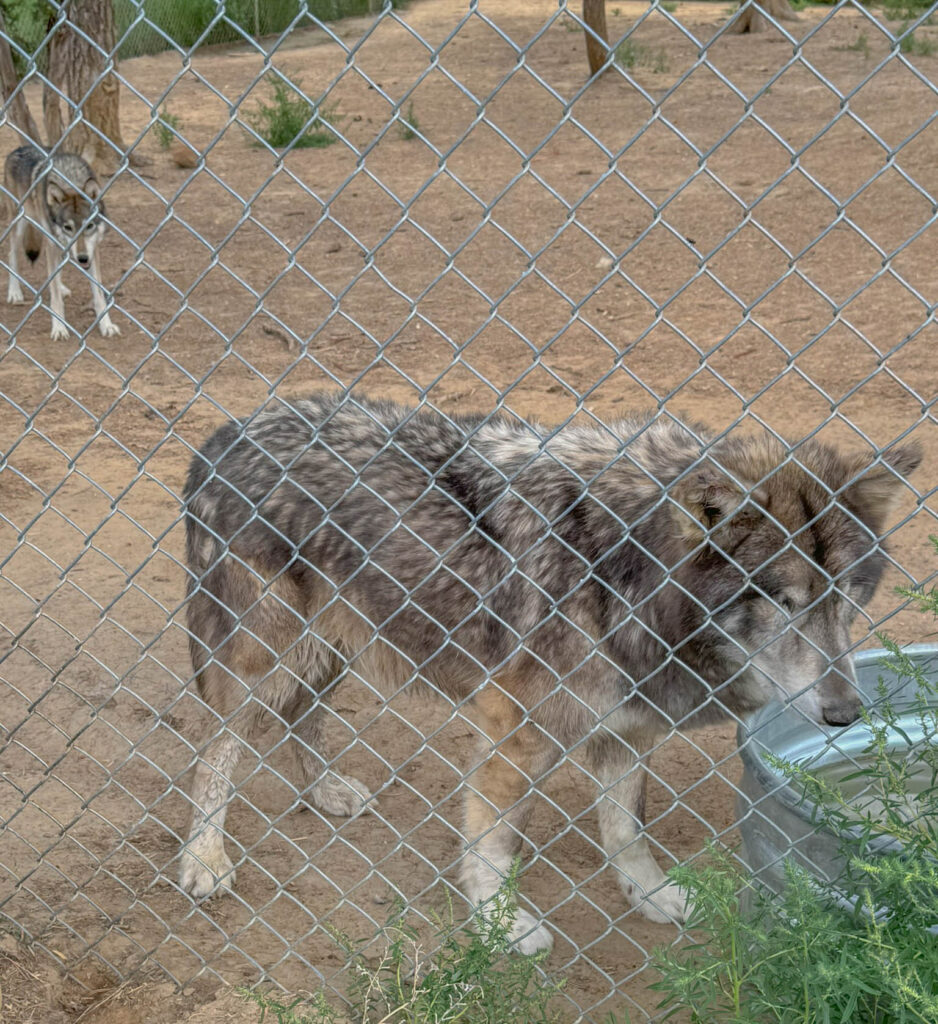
[178,393,920,952]
[4,144,120,340]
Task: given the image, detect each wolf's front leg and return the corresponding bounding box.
[46,247,69,340]
[178,730,242,898]
[590,733,689,925]
[89,247,120,337]
[460,689,560,954]
[7,219,25,305]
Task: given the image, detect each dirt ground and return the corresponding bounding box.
[0,1,936,1021]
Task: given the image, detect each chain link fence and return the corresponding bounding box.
[0,0,935,1020]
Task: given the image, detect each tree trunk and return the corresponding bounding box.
[583,0,609,76]
[43,0,129,173]
[729,0,799,34]
[0,11,41,145]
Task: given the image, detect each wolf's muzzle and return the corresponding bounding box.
[821,695,863,726]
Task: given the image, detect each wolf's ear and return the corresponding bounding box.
[671,465,764,542]
[841,444,922,536]
[84,178,100,201]
[46,180,67,205]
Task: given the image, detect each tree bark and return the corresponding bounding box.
[729,0,799,34]
[43,0,129,173]
[583,0,610,76]
[0,11,41,145]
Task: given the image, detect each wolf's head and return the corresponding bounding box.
[670,437,921,726]
[45,166,106,266]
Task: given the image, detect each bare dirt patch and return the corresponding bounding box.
[0,2,936,1022]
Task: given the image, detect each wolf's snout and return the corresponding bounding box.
[77,253,89,265]
[821,697,863,727]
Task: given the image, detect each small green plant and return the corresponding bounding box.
[247,74,341,150]
[838,31,871,58]
[615,39,669,73]
[243,867,563,1024]
[883,0,935,22]
[899,24,937,55]
[241,989,338,1024]
[151,106,181,150]
[651,557,938,1023]
[661,1,678,13]
[397,101,420,142]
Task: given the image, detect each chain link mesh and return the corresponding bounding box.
[0,0,934,1020]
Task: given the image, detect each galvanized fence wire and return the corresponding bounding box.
[0,0,935,1019]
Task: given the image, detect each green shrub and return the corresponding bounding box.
[899,25,937,55]
[242,869,564,1024]
[615,39,669,73]
[650,567,938,1024]
[113,0,408,60]
[0,0,49,73]
[246,74,341,150]
[151,106,181,150]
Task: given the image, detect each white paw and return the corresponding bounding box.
[510,909,554,955]
[305,772,375,817]
[179,846,236,899]
[7,283,24,304]
[50,320,70,341]
[59,283,71,297]
[99,317,121,337]
[635,880,689,925]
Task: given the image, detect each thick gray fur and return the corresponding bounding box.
[178,392,920,953]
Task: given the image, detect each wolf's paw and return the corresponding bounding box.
[50,319,70,341]
[635,881,689,925]
[59,283,71,297]
[98,316,120,338]
[509,909,554,955]
[179,846,236,899]
[306,772,375,817]
[7,282,24,305]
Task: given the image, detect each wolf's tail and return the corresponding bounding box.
[22,222,41,262]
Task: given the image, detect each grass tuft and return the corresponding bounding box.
[899,24,937,55]
[241,867,564,1024]
[837,31,871,58]
[615,39,669,73]
[247,74,342,150]
[397,101,420,141]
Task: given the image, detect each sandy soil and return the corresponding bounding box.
[0,1,936,1021]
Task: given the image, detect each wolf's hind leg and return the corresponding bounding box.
[590,733,688,925]
[179,559,310,898]
[178,714,247,899]
[286,649,375,818]
[460,685,561,955]
[45,243,69,340]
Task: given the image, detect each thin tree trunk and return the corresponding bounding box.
[583,0,609,76]
[729,0,799,34]
[0,10,41,145]
[43,0,129,173]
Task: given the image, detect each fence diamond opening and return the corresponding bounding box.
[0,1,934,1021]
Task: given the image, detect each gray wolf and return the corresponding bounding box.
[178,393,919,952]
[4,145,119,340]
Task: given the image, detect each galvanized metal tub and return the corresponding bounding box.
[736,644,938,894]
